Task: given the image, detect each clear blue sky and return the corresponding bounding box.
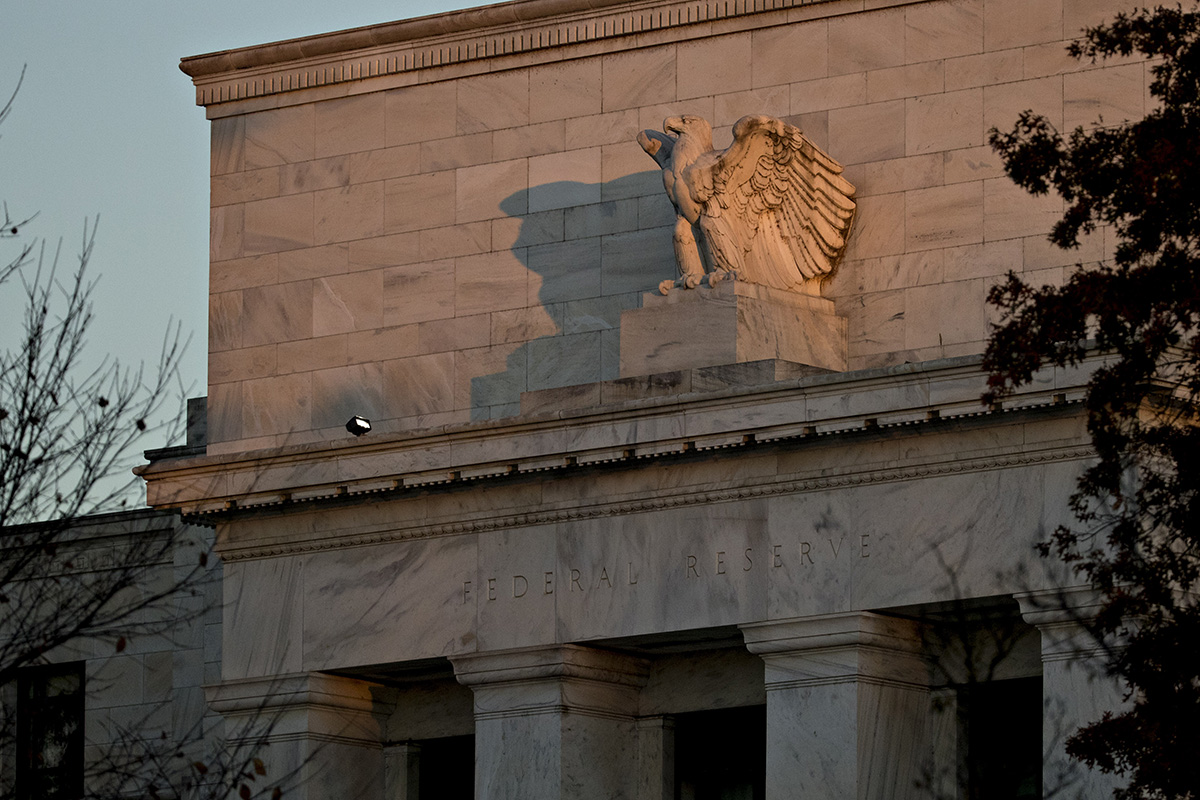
[1,0,475,443]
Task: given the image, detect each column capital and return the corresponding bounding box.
[741,612,927,689]
[205,671,387,746]
[1015,586,1111,662]
[454,646,649,799]
[744,614,931,800]
[741,611,923,655]
[1014,585,1105,627]
[206,671,379,712]
[451,644,649,689]
[452,644,649,722]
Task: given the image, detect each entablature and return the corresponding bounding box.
[137,354,1096,528]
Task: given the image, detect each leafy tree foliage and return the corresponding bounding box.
[985,6,1200,799]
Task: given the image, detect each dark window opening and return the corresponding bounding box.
[674,705,765,800]
[16,662,85,800]
[964,676,1042,800]
[417,734,474,800]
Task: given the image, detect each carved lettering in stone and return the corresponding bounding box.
[465,540,877,605]
[638,114,856,295]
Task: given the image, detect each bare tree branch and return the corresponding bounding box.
[0,69,286,800]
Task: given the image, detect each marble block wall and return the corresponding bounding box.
[0,511,222,797]
[619,281,848,376]
[194,0,1144,453]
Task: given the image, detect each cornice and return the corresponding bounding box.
[139,354,1100,540]
[179,0,895,110]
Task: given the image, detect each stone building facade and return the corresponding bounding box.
[141,0,1139,796]
[0,510,220,799]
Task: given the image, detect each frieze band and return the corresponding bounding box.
[217,443,1090,562]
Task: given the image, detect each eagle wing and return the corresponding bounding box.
[690,115,856,291]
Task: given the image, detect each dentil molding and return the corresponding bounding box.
[180,0,921,110]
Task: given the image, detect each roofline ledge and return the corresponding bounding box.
[179,0,642,78]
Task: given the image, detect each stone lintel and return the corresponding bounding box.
[619,281,847,378]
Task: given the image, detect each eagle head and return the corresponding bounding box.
[663,115,713,150]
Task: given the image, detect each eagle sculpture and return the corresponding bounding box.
[638,114,856,295]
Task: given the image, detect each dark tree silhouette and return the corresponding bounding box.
[985,6,1200,799]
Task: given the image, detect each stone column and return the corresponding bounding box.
[384,743,421,800]
[451,645,649,800]
[1016,589,1124,799]
[635,715,675,800]
[206,672,387,800]
[741,612,929,800]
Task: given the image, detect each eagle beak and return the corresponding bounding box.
[663,117,684,137]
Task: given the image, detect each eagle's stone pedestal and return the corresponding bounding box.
[618,280,847,378]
